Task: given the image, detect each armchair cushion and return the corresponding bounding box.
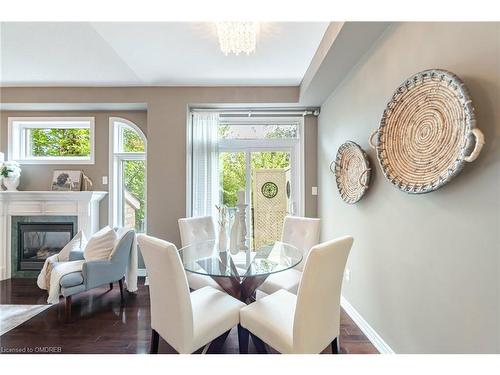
[59,271,84,288]
[68,249,85,261]
[84,226,118,261]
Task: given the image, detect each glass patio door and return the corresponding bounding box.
[219,148,295,250]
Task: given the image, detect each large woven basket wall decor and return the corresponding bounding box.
[369,69,485,194]
[330,141,371,204]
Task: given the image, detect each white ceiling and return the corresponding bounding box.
[0,22,329,87]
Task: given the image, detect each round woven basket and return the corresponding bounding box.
[369,69,484,194]
[331,141,371,204]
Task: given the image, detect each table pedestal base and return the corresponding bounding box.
[211,274,269,304]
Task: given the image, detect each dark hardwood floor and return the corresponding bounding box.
[0,278,378,354]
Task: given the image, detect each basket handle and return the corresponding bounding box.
[329,160,336,174]
[368,130,379,149]
[358,168,371,188]
[464,128,485,162]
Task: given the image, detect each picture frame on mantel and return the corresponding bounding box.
[51,170,83,191]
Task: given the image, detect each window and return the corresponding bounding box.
[188,112,304,250]
[8,117,95,164]
[109,117,147,233]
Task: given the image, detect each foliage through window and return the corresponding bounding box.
[30,128,91,157]
[122,127,145,153]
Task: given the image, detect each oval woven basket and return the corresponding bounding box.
[369,69,484,194]
[330,141,371,204]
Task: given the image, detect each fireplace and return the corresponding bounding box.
[17,222,74,271]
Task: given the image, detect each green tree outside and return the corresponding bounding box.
[122,128,146,231]
[31,128,90,157]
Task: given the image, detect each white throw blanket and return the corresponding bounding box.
[37,258,85,304]
[119,227,138,293]
[37,229,138,304]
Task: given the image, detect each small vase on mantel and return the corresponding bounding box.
[3,176,20,191]
[1,161,22,191]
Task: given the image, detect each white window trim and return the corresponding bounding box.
[8,116,95,164]
[108,117,147,232]
[187,115,305,217]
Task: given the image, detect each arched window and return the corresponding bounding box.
[109,117,147,232]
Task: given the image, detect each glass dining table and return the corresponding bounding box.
[179,240,302,303]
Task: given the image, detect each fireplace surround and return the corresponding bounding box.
[0,191,107,280]
[12,217,76,276]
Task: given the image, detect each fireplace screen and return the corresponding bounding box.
[18,223,74,271]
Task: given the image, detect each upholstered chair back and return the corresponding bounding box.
[293,236,353,353]
[110,229,135,268]
[84,228,135,290]
[178,216,216,248]
[138,234,193,353]
[281,216,320,271]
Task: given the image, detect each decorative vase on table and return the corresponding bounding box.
[218,226,228,252]
[215,205,228,252]
[1,161,21,191]
[229,212,240,255]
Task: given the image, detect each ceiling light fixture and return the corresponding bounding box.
[216,22,259,56]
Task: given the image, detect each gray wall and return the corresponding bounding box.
[318,22,499,353]
[1,86,318,247]
[0,110,147,227]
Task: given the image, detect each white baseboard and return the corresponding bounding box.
[137,268,147,277]
[341,295,395,354]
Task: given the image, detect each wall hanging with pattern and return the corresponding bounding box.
[330,141,371,204]
[369,69,484,194]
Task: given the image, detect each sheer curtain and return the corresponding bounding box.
[191,112,220,218]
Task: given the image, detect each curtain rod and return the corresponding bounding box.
[190,108,320,117]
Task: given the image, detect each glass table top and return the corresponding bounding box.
[179,240,302,278]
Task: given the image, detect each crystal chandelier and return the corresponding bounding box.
[216,22,259,56]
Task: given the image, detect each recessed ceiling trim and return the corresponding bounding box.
[0,102,148,111]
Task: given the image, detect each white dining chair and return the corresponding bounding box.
[257,216,320,296]
[239,236,353,354]
[178,216,223,291]
[138,234,245,354]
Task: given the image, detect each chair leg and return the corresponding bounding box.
[250,333,268,354]
[206,329,231,353]
[150,329,159,354]
[118,277,125,301]
[65,296,72,322]
[109,282,113,290]
[238,324,249,354]
[331,337,340,354]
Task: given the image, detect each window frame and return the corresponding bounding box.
[109,117,147,233]
[8,116,95,164]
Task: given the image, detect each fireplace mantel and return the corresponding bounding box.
[0,191,107,202]
[0,191,107,280]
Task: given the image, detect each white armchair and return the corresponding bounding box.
[138,234,245,354]
[239,236,353,354]
[178,216,223,291]
[258,216,320,295]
